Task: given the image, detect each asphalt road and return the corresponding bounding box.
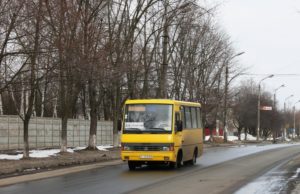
[1,143,300,194]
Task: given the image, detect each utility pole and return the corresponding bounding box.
[224,64,229,142]
[273,84,285,139]
[293,100,300,139]
[257,74,274,141]
[223,52,244,142]
[284,94,293,140]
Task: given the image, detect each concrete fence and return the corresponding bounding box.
[0,115,113,150]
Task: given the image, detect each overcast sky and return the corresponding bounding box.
[209,0,300,109]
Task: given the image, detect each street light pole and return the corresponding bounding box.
[293,100,300,139]
[223,52,245,142]
[257,74,274,141]
[284,94,294,140]
[284,95,293,112]
[273,84,285,139]
[273,84,285,110]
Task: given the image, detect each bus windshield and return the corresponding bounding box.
[124,104,173,134]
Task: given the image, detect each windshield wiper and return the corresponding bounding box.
[124,128,143,134]
[148,128,167,131]
[142,128,171,134]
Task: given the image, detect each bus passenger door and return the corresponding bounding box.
[180,107,191,161]
[174,112,183,156]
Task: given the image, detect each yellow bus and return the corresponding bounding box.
[120,99,203,170]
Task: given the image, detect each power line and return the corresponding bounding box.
[240,73,300,77]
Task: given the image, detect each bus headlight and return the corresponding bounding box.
[162,146,170,151]
[122,145,131,151]
[162,145,174,151]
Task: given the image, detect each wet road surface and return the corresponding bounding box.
[1,143,299,194]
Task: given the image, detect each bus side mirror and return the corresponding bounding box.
[176,120,183,132]
[117,119,122,132]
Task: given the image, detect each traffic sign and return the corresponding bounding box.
[260,106,272,111]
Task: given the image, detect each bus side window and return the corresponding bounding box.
[185,107,192,129]
[191,107,197,128]
[180,106,186,129]
[196,108,202,128]
[175,112,183,132]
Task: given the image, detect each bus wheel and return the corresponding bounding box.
[128,161,136,171]
[191,149,198,165]
[170,151,183,169]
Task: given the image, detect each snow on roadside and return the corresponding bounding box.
[0,145,112,160]
[205,133,257,141]
[240,133,257,141]
[73,145,113,151]
[0,154,23,160]
[227,136,238,141]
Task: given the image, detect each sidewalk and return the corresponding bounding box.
[0,148,121,179]
[0,159,123,187]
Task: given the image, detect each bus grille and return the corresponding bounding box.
[122,143,173,151]
[131,145,163,151]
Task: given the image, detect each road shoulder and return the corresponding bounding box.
[0,159,123,187]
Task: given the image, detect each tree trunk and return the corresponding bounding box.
[112,82,121,147]
[41,88,45,117]
[103,97,110,121]
[0,93,3,115]
[87,80,98,150]
[157,0,169,99]
[61,115,68,152]
[88,109,97,150]
[23,118,30,158]
[53,97,57,118]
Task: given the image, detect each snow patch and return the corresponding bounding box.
[235,173,287,194]
[0,145,112,160]
[73,145,113,151]
[240,133,257,141]
[205,133,257,142]
[0,154,23,160]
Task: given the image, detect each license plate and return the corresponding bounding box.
[140,155,153,159]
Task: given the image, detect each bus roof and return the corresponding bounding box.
[124,99,201,107]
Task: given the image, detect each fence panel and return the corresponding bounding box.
[0,115,113,151]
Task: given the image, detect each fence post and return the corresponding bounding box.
[95,121,97,146]
[85,120,87,146]
[18,116,20,150]
[73,121,75,147]
[51,117,54,147]
[79,119,81,146]
[59,119,61,147]
[35,116,38,149]
[7,117,9,150]
[44,117,46,147]
[100,122,103,145]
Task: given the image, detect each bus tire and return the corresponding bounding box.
[191,148,198,165]
[186,148,198,165]
[170,150,183,169]
[128,161,136,171]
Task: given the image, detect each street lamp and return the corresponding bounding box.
[223,52,245,142]
[272,84,285,139]
[293,100,300,139]
[284,95,294,112]
[257,74,274,141]
[274,84,285,109]
[283,94,294,140]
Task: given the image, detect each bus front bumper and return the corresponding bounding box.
[121,151,176,162]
